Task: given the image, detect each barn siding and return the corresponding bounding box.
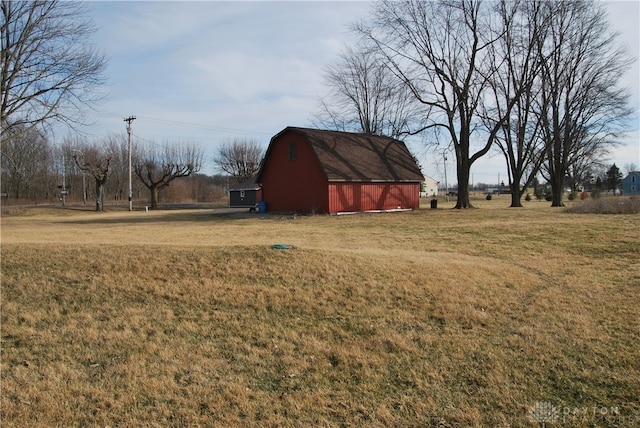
[258,128,424,214]
[260,133,329,213]
[329,182,419,213]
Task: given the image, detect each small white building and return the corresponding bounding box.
[420,175,439,198]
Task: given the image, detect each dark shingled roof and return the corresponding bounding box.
[263,127,424,182]
[228,177,260,191]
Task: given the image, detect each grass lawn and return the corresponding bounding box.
[1,196,639,427]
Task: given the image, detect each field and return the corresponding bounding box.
[2,197,639,427]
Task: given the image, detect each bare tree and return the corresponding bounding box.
[536,0,632,207]
[485,0,546,207]
[71,144,111,211]
[0,125,51,201]
[214,138,264,184]
[103,133,130,203]
[1,0,107,143]
[623,163,637,175]
[564,133,609,192]
[315,45,421,139]
[134,141,203,209]
[358,0,514,209]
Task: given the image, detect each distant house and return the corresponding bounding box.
[421,175,438,198]
[622,171,640,196]
[256,127,424,214]
[228,178,262,210]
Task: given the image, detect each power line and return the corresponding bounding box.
[98,112,273,137]
[137,115,273,136]
[130,133,220,167]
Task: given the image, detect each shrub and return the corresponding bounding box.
[525,193,531,201]
[486,194,492,200]
[568,192,577,201]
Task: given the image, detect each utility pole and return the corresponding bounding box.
[61,153,67,207]
[443,151,449,202]
[124,116,136,211]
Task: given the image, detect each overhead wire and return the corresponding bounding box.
[93,113,273,169]
[131,133,220,167]
[99,111,274,138]
[134,115,273,137]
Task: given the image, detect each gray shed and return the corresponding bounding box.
[229,178,262,210]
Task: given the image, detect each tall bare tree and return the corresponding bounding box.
[315,45,421,139]
[134,141,203,209]
[1,0,107,144]
[485,0,546,207]
[358,0,514,209]
[536,0,632,207]
[214,138,264,184]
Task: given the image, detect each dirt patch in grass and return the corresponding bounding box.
[2,206,639,426]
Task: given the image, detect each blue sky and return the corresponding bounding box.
[77,1,639,182]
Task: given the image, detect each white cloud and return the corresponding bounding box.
[89,1,369,127]
[80,1,637,178]
[92,2,242,55]
[191,52,322,101]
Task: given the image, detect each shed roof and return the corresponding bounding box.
[229,177,260,191]
[259,127,424,182]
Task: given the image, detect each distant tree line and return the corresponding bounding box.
[473,163,630,197]
[0,128,229,209]
[316,0,633,208]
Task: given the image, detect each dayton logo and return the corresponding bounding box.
[528,401,560,427]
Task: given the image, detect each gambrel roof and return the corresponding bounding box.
[258,127,423,183]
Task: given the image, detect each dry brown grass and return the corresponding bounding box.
[2,199,639,426]
[565,196,640,214]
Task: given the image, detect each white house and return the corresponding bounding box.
[420,175,439,198]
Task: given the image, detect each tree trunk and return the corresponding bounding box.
[455,157,473,209]
[507,169,521,207]
[551,192,564,207]
[150,186,159,209]
[95,179,104,211]
[510,182,524,208]
[549,170,565,207]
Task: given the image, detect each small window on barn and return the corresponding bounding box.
[633,175,637,183]
[289,143,297,160]
[240,189,245,198]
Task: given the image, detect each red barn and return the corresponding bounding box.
[256,127,424,214]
